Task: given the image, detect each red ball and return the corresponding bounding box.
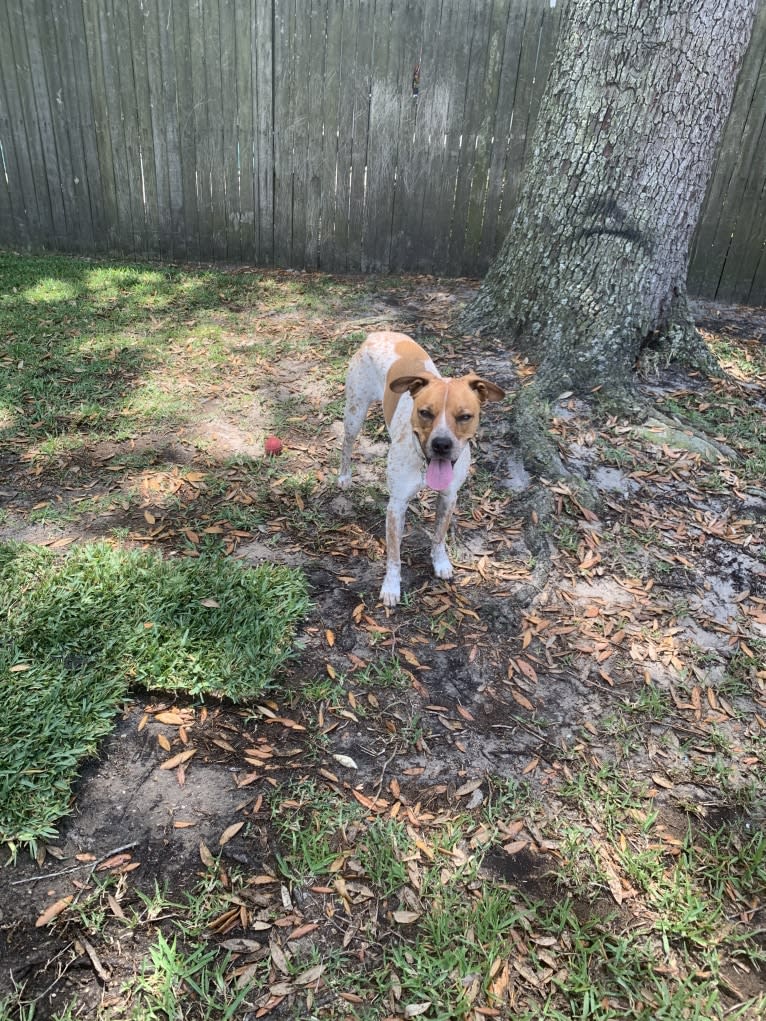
[264,435,283,456]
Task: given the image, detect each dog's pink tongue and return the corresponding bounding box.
[426,458,453,491]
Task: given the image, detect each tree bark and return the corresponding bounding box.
[463,0,759,400]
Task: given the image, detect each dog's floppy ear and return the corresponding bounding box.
[389,373,436,397]
[465,374,505,403]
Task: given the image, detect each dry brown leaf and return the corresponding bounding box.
[155,711,185,725]
[160,748,197,770]
[219,821,245,846]
[393,910,422,925]
[515,657,538,683]
[401,648,423,668]
[97,853,132,871]
[270,942,291,975]
[35,896,73,927]
[107,894,125,919]
[404,1005,432,1018]
[511,689,535,711]
[295,963,324,986]
[651,774,674,789]
[502,819,525,839]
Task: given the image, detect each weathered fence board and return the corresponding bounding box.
[689,1,766,301]
[1,0,765,303]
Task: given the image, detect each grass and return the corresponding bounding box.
[0,541,309,856]
[0,251,360,447]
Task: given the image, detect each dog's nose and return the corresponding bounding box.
[430,435,453,459]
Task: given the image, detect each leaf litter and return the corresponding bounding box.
[0,274,765,1019]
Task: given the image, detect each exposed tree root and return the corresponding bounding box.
[638,294,724,380]
[639,409,739,461]
[594,388,739,462]
[508,383,569,482]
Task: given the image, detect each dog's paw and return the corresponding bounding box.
[380,574,401,607]
[431,549,454,580]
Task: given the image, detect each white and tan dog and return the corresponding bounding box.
[338,331,505,607]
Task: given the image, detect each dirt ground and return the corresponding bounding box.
[1,276,765,1018]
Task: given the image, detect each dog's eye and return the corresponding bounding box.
[418,408,435,420]
[457,413,474,423]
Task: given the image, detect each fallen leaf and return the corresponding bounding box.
[393,910,421,924]
[404,1004,432,1018]
[511,689,534,711]
[107,894,125,919]
[651,774,674,789]
[455,777,483,797]
[96,853,133,871]
[219,821,245,846]
[155,711,185,725]
[270,942,291,975]
[295,963,324,986]
[160,748,197,770]
[515,657,538,683]
[35,896,73,927]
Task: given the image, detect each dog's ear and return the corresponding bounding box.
[465,374,505,403]
[389,374,435,397]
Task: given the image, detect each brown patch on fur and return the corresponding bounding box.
[383,338,436,426]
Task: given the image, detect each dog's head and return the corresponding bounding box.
[389,372,505,490]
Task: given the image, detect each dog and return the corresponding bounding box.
[338,331,505,606]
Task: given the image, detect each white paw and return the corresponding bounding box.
[337,472,352,490]
[432,550,454,580]
[380,573,401,607]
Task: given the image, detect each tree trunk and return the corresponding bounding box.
[463,0,759,400]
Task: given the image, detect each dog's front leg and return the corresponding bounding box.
[380,496,408,607]
[431,492,457,580]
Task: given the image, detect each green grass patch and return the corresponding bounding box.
[0,251,364,445]
[0,541,309,855]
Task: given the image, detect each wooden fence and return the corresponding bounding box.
[1,0,765,303]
